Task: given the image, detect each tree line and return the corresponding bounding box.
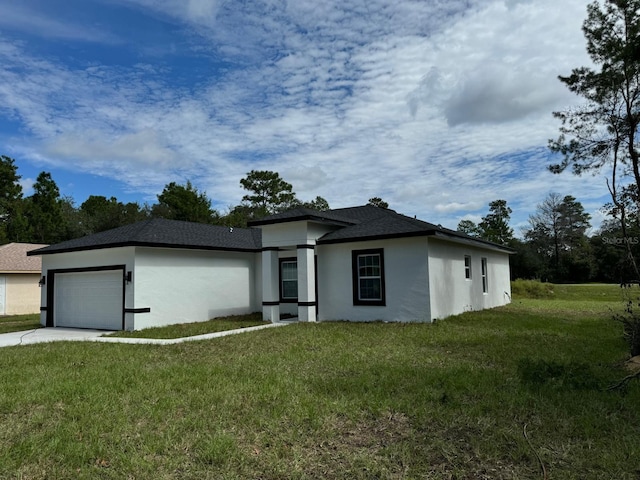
[3,153,635,283]
[458,195,639,284]
[0,156,390,246]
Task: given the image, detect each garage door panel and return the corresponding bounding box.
[54,270,123,330]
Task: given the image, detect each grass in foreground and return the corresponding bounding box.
[0,285,638,479]
[107,313,268,339]
[0,313,41,334]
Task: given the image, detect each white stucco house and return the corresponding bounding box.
[0,243,48,315]
[28,205,513,330]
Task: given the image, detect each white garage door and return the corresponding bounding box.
[54,270,123,330]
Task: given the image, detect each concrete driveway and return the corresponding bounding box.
[0,327,113,348]
[0,323,287,348]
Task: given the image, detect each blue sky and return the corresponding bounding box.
[0,0,609,233]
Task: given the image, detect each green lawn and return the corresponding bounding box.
[0,313,41,334]
[0,285,638,479]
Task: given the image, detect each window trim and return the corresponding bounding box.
[279,257,298,303]
[481,257,488,294]
[352,248,386,306]
[464,255,472,280]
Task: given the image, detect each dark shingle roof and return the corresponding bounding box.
[316,206,440,243]
[253,205,515,252]
[28,219,262,256]
[29,206,514,256]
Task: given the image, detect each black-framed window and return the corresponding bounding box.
[352,248,385,306]
[280,258,298,302]
[481,257,488,293]
[464,255,472,280]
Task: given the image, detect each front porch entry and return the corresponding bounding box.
[261,245,317,322]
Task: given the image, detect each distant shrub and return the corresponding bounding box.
[511,279,555,299]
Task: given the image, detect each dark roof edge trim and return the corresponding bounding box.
[430,231,516,253]
[318,230,515,253]
[29,242,261,256]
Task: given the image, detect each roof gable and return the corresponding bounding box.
[253,205,515,253]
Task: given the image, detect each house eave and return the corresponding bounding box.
[0,270,41,274]
[429,231,516,253]
[317,230,515,253]
[28,242,262,256]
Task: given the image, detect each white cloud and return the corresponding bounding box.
[443,65,564,126]
[45,129,177,168]
[409,0,588,127]
[19,177,35,196]
[435,201,485,214]
[0,0,612,231]
[117,0,222,26]
[0,2,120,44]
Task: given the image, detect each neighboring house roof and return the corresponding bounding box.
[0,243,48,272]
[250,205,515,253]
[28,219,262,256]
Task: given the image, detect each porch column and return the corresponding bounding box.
[262,248,280,322]
[297,244,316,322]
